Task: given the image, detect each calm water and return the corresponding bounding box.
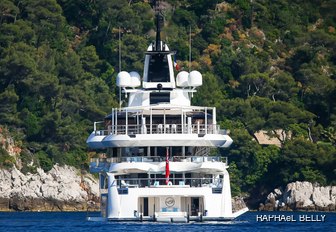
[0,211,335,232]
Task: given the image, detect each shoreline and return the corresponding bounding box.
[0,197,100,212]
[0,206,335,213]
[0,209,100,212]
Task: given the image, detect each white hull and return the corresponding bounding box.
[87,133,233,149]
[98,170,248,222]
[101,134,233,148]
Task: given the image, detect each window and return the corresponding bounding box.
[147,54,170,82]
[150,92,170,104]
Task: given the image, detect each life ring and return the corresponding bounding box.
[168,181,172,186]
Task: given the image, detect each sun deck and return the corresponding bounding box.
[87,105,233,148]
[92,105,228,136]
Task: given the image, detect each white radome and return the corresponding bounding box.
[176,71,189,87]
[188,70,202,87]
[129,71,141,88]
[116,71,131,87]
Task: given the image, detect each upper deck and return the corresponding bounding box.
[87,105,233,148]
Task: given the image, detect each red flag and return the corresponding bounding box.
[174,55,180,71]
[165,147,170,185]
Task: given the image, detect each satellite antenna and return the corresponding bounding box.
[189,26,192,72]
[118,27,122,108]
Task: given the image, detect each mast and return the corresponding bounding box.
[152,0,164,51]
[155,13,164,51]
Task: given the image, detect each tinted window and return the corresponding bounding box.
[150,92,170,104]
[147,54,170,82]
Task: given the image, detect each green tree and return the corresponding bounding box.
[22,0,70,49]
[0,85,19,124]
[36,150,53,172]
[193,72,226,108]
[278,138,327,185]
[0,0,19,23]
[0,42,37,90]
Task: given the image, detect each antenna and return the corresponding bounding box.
[118,27,122,108]
[189,26,191,72]
[250,0,254,28]
[153,0,164,51]
[119,27,121,72]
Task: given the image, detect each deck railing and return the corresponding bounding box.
[90,156,228,165]
[90,156,228,173]
[94,123,227,136]
[91,105,232,136]
[114,177,223,189]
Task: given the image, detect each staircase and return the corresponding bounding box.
[193,147,211,156]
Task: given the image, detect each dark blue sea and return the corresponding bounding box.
[0,211,335,232]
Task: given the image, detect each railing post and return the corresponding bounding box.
[205,107,207,134]
[141,117,146,134]
[150,107,152,134]
[136,111,139,133]
[181,107,184,134]
[112,108,114,134]
[115,108,118,135]
[213,107,216,133]
[187,117,192,134]
[163,108,166,134]
[125,108,128,135]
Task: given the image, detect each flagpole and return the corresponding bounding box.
[165,147,170,185]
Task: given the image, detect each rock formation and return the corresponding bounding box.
[0,126,100,212]
[0,164,99,211]
[232,196,248,212]
[260,181,336,211]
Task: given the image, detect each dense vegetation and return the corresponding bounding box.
[0,0,335,203]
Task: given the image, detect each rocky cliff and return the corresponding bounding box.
[260,181,336,211]
[0,165,99,211]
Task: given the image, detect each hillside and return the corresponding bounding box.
[0,0,335,206]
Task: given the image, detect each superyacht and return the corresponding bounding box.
[86,2,248,222]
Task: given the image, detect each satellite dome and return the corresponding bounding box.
[176,71,189,87]
[116,71,131,87]
[129,71,141,87]
[188,70,202,87]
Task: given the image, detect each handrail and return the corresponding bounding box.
[90,156,228,164]
[113,177,224,188]
[194,147,211,156]
[93,123,226,136]
[92,105,231,137]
